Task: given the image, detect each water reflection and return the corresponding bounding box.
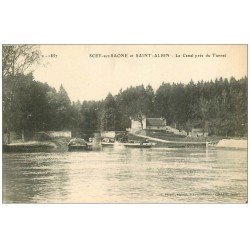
[3,153,70,203]
[2,147,247,203]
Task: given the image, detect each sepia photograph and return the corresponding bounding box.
[2,44,248,203]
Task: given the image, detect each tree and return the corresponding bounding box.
[2,74,63,138]
[154,82,172,122]
[2,45,41,78]
[80,101,99,132]
[154,77,247,136]
[3,45,42,143]
[71,100,83,129]
[116,84,155,129]
[155,82,187,128]
[100,93,124,131]
[55,85,72,130]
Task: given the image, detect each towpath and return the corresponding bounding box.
[129,131,208,145]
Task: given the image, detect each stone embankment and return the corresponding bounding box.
[216,139,247,149]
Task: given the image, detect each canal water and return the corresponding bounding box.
[2,147,247,203]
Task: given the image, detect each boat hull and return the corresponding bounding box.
[100,141,155,148]
[101,142,115,146]
[122,143,153,148]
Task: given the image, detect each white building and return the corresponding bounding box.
[131,116,166,131]
[189,128,208,137]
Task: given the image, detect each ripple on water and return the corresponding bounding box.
[2,147,247,203]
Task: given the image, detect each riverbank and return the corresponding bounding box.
[128,132,207,148]
[3,141,57,153]
[217,139,247,150]
[3,136,71,153]
[3,131,247,153]
[128,130,247,149]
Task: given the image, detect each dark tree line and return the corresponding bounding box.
[2,45,247,139]
[154,77,247,136]
[67,77,248,137]
[2,45,248,139]
[3,72,247,138]
[3,73,74,133]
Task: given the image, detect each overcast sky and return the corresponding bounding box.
[33,45,247,102]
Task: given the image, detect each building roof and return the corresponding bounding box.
[146,118,165,127]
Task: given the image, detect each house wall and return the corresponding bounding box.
[146,125,166,131]
[190,131,208,137]
[142,118,147,129]
[131,119,146,130]
[101,131,116,138]
[48,131,71,138]
[166,126,188,135]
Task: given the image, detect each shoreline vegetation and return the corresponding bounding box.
[2,46,247,151]
[3,74,247,144]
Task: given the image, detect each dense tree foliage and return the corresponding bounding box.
[2,45,43,142]
[100,93,120,131]
[3,45,246,139]
[154,77,247,136]
[3,72,247,138]
[80,100,100,132]
[116,84,155,128]
[2,45,41,77]
[3,74,73,133]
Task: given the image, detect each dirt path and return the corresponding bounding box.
[129,131,208,145]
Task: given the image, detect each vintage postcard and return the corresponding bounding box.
[2,44,248,203]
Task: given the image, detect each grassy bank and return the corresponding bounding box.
[128,131,207,148]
